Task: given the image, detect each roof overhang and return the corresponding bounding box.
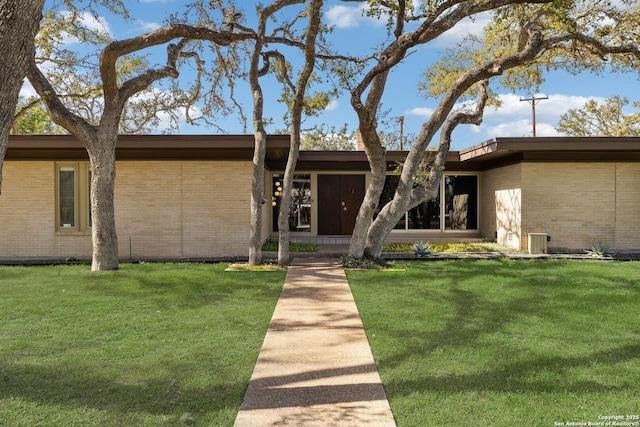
[459,137,640,169]
[7,135,640,171]
[6,134,463,171]
[6,134,291,163]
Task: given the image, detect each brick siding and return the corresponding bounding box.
[0,160,253,260]
[480,163,522,248]
[484,162,640,252]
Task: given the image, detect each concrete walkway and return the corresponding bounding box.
[233,258,396,427]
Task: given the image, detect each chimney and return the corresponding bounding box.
[356,129,365,151]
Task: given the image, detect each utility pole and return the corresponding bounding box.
[399,116,404,150]
[520,95,548,137]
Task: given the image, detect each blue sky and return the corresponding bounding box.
[24,0,640,151]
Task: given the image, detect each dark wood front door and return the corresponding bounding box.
[318,174,365,235]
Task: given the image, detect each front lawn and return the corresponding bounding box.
[347,259,640,427]
[0,263,285,426]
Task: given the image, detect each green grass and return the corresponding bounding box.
[0,263,285,426]
[347,259,640,427]
[383,241,517,253]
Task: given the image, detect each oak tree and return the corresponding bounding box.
[243,0,337,266]
[27,20,252,270]
[556,96,640,136]
[0,0,46,193]
[339,0,640,259]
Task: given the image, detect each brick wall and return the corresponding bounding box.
[0,162,59,257]
[481,161,640,252]
[2,159,639,258]
[0,160,253,260]
[480,163,522,249]
[521,163,616,252]
[117,160,253,258]
[613,163,640,251]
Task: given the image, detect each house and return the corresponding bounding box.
[1,134,639,261]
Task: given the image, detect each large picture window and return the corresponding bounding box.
[378,174,478,231]
[56,162,91,232]
[272,174,312,232]
[444,175,478,230]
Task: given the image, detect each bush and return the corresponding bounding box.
[341,255,390,270]
[383,241,516,253]
[584,242,612,258]
[261,242,318,252]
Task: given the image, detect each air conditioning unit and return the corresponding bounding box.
[528,233,548,254]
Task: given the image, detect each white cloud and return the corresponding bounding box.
[58,11,112,45]
[430,12,492,48]
[70,11,111,35]
[406,107,434,118]
[471,93,603,138]
[325,100,339,111]
[325,4,385,29]
[19,80,37,99]
[136,20,162,32]
[326,5,365,28]
[474,119,559,138]
[326,4,487,45]
[155,104,203,132]
[484,93,603,121]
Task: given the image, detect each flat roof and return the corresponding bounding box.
[7,135,640,171]
[6,134,458,171]
[459,137,640,168]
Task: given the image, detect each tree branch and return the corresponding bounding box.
[410,80,489,205]
[100,23,253,100]
[118,39,186,102]
[26,55,97,144]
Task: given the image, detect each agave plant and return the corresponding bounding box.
[584,242,612,258]
[412,241,432,258]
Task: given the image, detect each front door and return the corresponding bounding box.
[317,174,365,235]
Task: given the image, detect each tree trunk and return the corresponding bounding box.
[362,80,491,258]
[249,130,266,266]
[88,139,119,270]
[364,202,403,258]
[277,0,323,267]
[248,42,268,266]
[277,151,294,266]
[348,130,387,258]
[0,0,45,194]
[365,176,441,258]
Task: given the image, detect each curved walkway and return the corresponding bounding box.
[233,258,396,427]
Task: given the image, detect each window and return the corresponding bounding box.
[272,174,312,232]
[56,162,91,232]
[444,175,478,230]
[58,166,76,228]
[378,174,478,231]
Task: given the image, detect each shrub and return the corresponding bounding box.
[584,242,612,258]
[341,256,390,270]
[261,242,318,252]
[411,241,432,257]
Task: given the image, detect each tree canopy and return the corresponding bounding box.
[556,96,640,136]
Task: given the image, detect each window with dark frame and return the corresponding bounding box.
[377,174,478,231]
